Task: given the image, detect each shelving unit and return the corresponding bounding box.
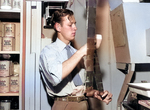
[0,9,20,13]
[0,8,20,95]
[0,1,25,110]
[0,51,20,54]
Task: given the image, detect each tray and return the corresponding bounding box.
[128,83,150,98]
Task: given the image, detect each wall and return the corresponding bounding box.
[95,0,125,109]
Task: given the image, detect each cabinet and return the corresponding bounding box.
[0,1,25,110]
[110,3,150,110]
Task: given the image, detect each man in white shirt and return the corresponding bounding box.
[39,9,112,110]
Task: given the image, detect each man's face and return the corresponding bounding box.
[58,15,77,44]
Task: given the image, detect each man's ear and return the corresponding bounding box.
[55,23,61,32]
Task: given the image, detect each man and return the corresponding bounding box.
[39,9,112,110]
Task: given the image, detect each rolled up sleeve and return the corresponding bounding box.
[39,47,63,86]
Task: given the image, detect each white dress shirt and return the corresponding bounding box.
[39,38,85,97]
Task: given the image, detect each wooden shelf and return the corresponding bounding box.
[0,51,20,54]
[128,83,150,98]
[0,9,20,13]
[0,92,19,96]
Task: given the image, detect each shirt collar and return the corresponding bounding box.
[56,38,71,51]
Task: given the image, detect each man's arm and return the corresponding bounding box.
[62,44,87,79]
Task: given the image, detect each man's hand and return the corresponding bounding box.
[94,90,112,105]
[85,87,112,105]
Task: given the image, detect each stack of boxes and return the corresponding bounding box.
[0,22,20,93]
[2,23,15,51]
[0,61,13,93]
[0,21,20,51]
[0,23,16,93]
[0,1,20,93]
[0,19,20,94]
[0,61,19,93]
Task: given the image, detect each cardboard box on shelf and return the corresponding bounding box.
[1,22,20,51]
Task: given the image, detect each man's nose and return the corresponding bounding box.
[73,24,77,30]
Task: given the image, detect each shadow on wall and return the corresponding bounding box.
[40,75,54,107]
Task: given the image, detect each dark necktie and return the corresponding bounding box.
[66,45,83,86]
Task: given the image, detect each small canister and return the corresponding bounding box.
[0,100,11,110]
[0,61,13,77]
[2,37,15,51]
[10,74,19,93]
[0,0,12,9]
[13,0,20,10]
[0,76,10,93]
[4,23,15,37]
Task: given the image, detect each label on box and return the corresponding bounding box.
[10,75,19,92]
[0,61,12,77]
[0,76,9,93]
[2,37,15,51]
[4,24,15,37]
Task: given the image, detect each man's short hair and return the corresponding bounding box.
[51,9,74,30]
